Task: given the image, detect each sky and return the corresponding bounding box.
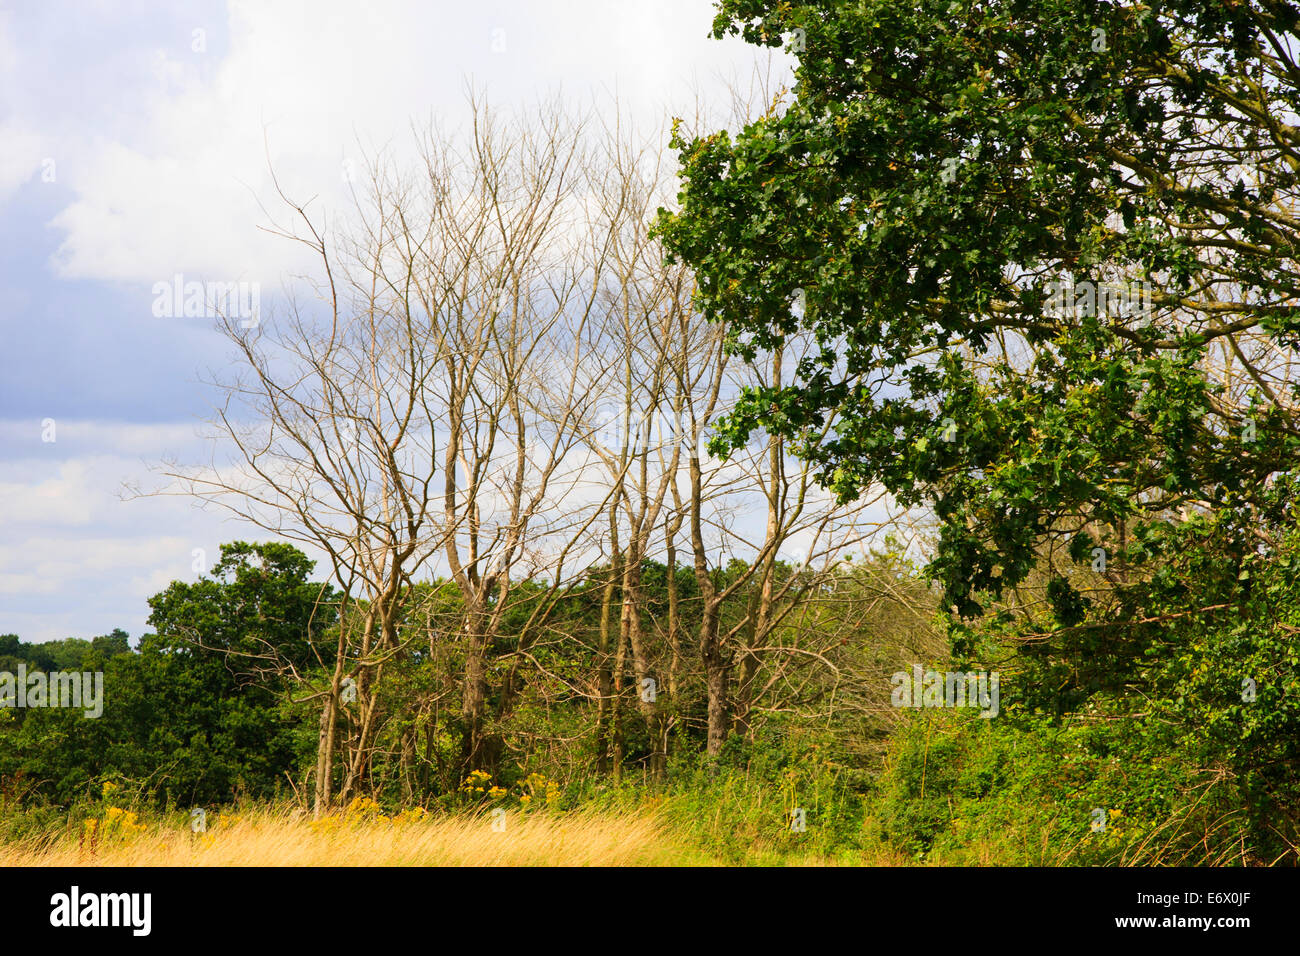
[0,0,789,644]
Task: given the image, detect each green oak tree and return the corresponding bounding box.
[657,0,1300,859]
[659,0,1300,612]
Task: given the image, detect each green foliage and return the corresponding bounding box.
[651,0,1300,866]
[874,704,1265,866]
[0,543,335,808]
[4,522,1291,865]
[657,0,1300,619]
[566,718,885,864]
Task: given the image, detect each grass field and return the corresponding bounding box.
[0,803,912,866]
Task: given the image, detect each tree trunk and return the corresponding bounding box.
[595,548,619,774]
[705,654,730,757]
[313,694,337,817]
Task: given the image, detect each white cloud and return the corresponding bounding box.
[0,2,792,643]
[0,458,101,526]
[0,122,43,197]
[0,420,249,641]
[40,0,773,287]
[0,9,45,198]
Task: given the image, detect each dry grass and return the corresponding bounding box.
[0,808,706,867]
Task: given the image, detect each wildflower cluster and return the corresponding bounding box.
[519,772,561,808]
[81,781,148,852]
[308,799,430,832]
[343,795,382,819]
[458,770,562,808]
